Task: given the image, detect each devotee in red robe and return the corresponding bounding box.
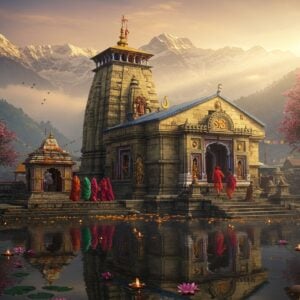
[213,166,224,196]
[215,231,226,256]
[226,170,237,200]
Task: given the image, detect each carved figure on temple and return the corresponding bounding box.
[135,156,144,184]
[192,158,199,181]
[43,170,53,191]
[134,96,147,116]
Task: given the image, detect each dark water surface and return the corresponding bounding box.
[0,216,300,300]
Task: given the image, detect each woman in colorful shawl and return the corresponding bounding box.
[70,175,81,201]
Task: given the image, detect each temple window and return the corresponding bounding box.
[118,148,131,180]
[114,53,120,61]
[121,54,127,62]
[135,56,141,64]
[128,55,134,63]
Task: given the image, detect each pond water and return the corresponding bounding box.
[0,216,300,300]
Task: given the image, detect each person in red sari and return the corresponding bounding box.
[213,166,224,196]
[226,170,237,200]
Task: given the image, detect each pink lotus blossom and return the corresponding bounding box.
[101,272,112,280]
[13,247,25,255]
[278,240,288,245]
[25,249,35,256]
[13,261,23,268]
[177,282,199,295]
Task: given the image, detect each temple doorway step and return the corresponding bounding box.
[206,143,230,183]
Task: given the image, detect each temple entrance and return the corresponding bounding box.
[206,143,230,183]
[43,168,62,192]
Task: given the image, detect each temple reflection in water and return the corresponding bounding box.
[13,219,269,300]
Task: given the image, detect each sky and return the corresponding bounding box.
[1,0,300,54]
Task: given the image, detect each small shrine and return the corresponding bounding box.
[24,133,74,195]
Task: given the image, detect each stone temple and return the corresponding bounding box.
[80,17,265,200]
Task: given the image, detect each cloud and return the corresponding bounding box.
[0,85,85,138]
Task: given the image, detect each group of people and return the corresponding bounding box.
[69,176,115,202]
[213,166,237,199]
[212,166,253,201]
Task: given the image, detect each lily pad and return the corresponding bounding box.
[27,292,54,299]
[13,272,30,277]
[42,285,73,292]
[4,286,36,295]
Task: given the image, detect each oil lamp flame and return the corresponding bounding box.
[129,277,145,289]
[2,249,14,257]
[295,244,300,251]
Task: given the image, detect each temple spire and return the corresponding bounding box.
[117,15,129,47]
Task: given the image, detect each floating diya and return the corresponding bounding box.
[129,278,145,289]
[294,244,300,251]
[137,232,143,239]
[1,249,14,257]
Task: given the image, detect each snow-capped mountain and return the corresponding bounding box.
[0,34,22,59]
[140,33,300,100]
[1,32,300,100]
[0,34,97,95]
[140,33,195,54]
[20,43,97,94]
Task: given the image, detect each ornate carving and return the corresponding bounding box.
[135,156,144,184]
[134,96,147,117]
[237,141,245,152]
[207,111,234,132]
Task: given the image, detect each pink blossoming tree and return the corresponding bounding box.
[281,72,300,149]
[0,121,17,166]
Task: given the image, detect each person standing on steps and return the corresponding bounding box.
[226,170,237,200]
[213,166,224,196]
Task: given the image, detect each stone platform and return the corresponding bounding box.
[0,190,299,223]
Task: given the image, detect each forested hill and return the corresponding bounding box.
[235,69,299,163]
[0,99,77,161]
[236,69,298,139]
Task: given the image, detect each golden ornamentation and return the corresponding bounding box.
[161,96,169,109]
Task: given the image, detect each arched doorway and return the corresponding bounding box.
[206,143,230,183]
[43,168,62,192]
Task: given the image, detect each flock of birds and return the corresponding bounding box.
[21,81,51,105]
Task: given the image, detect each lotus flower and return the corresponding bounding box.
[278,240,288,245]
[101,272,112,280]
[13,246,25,254]
[25,249,35,256]
[13,261,23,268]
[178,282,199,295]
[52,298,67,300]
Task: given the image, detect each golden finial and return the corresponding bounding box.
[117,15,129,47]
[161,96,169,109]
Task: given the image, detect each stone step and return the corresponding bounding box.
[219,206,287,212]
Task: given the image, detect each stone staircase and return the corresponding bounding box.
[211,199,299,218]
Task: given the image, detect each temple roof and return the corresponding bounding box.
[14,163,26,173]
[105,93,265,132]
[24,133,74,166]
[92,16,153,63]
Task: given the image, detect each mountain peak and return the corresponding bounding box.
[0,33,21,59]
[140,33,195,54]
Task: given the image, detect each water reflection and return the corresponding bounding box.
[1,219,300,299]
